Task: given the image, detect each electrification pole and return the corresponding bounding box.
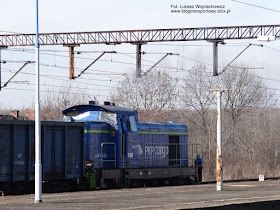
[211,89,226,191]
[208,40,224,76]
[213,41,219,76]
[216,90,223,191]
[136,44,142,78]
[35,0,42,203]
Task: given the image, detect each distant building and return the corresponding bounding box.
[0,110,34,121]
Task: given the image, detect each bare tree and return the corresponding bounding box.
[180,65,278,181]
[180,65,217,180]
[220,68,276,150]
[218,67,277,179]
[221,68,276,124]
[181,65,216,138]
[41,84,88,120]
[112,71,178,122]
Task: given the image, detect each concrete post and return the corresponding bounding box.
[216,91,223,191]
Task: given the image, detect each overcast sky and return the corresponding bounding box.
[1,0,280,110]
[1,0,280,33]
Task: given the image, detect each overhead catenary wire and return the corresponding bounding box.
[3,42,269,77]
[1,41,279,96]
[5,42,255,53]
[2,31,276,108]
[3,66,280,94]
[1,61,34,88]
[2,52,185,76]
[1,67,117,89]
[219,44,252,75]
[3,86,109,97]
[263,45,280,54]
[231,0,280,13]
[218,43,264,75]
[2,54,280,88]
[0,30,22,34]
[21,82,112,92]
[74,51,116,79]
[3,46,255,72]
[0,42,275,78]
[4,48,186,71]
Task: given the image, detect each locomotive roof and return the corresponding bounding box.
[63,104,137,116]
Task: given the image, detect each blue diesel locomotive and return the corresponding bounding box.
[63,101,199,188]
[0,102,200,194]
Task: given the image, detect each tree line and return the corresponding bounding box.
[14,64,278,181]
[113,65,279,181]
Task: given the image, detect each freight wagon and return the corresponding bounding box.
[63,102,200,188]
[0,120,85,194]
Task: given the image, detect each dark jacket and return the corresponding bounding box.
[195,157,203,167]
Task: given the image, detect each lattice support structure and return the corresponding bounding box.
[0,25,280,47]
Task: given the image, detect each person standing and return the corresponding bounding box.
[195,155,203,183]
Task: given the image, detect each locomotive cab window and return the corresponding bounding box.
[72,111,99,121]
[101,111,117,124]
[128,116,137,132]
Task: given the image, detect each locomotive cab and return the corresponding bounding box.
[62,102,138,169]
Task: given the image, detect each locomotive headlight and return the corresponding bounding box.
[86,160,93,169]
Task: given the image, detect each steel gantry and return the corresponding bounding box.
[0,25,280,46]
[0,24,279,78]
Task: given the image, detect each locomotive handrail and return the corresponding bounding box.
[128,140,141,143]
[101,142,116,168]
[122,134,125,168]
[85,142,96,168]
[176,144,178,165]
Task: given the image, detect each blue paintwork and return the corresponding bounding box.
[63,104,188,170]
[131,123,188,168]
[84,121,117,168]
[0,121,85,183]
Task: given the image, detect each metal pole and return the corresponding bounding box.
[63,44,79,79]
[216,91,223,191]
[0,49,1,91]
[35,0,42,203]
[69,46,74,79]
[213,41,218,76]
[136,44,141,78]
